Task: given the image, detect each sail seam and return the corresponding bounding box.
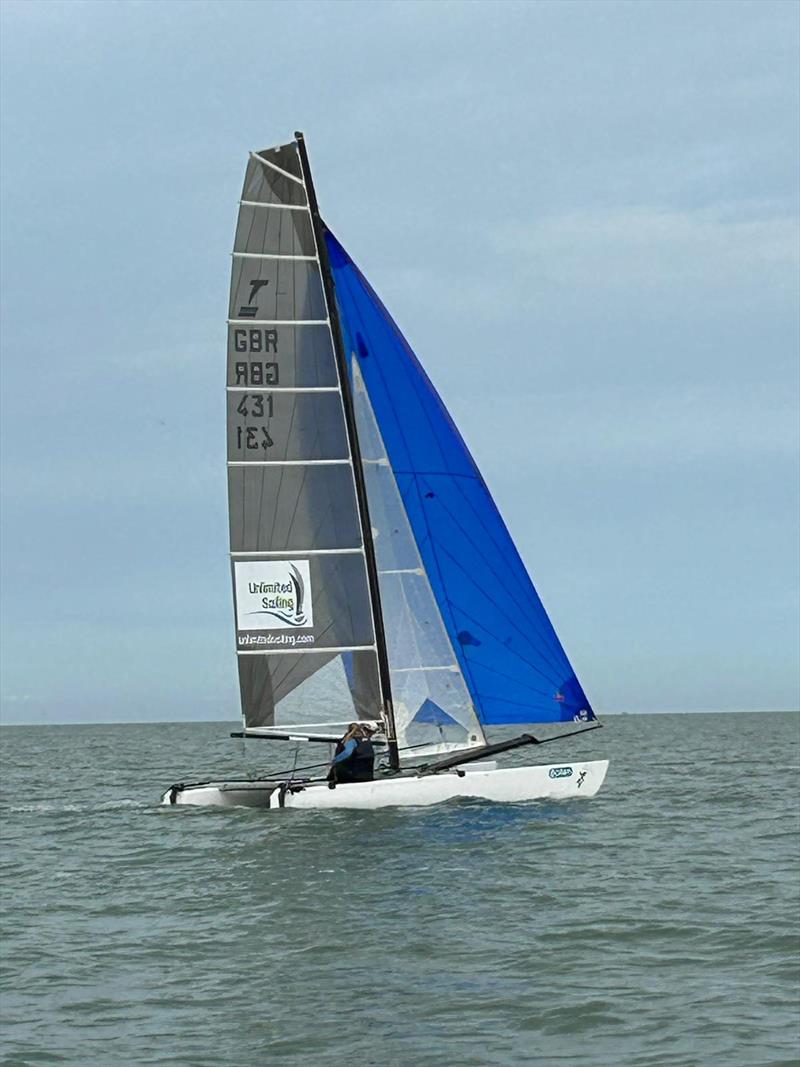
[436,539,569,677]
[424,480,571,669]
[461,654,567,699]
[474,692,561,710]
[387,470,480,478]
[436,466,558,624]
[446,601,565,689]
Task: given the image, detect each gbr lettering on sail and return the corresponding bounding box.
[231,328,279,386]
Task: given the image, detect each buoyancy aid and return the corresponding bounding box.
[334,738,375,783]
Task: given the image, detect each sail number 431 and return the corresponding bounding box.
[236,395,273,418]
[236,393,273,450]
[236,426,273,450]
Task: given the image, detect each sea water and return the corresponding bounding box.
[1,712,798,1067]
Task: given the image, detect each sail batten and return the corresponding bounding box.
[232,548,364,557]
[227,319,330,326]
[239,201,310,211]
[232,253,319,261]
[226,387,341,393]
[251,151,305,185]
[227,459,351,466]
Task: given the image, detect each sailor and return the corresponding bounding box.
[327,723,375,787]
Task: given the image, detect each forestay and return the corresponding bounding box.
[227,143,383,730]
[326,234,595,727]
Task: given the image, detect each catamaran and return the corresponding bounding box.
[162,133,608,810]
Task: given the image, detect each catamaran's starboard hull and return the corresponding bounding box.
[161,760,608,810]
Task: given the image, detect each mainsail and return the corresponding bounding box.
[227,135,593,765]
[227,140,391,751]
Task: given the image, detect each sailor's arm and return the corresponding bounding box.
[331,739,357,765]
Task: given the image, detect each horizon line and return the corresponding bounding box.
[1,708,798,728]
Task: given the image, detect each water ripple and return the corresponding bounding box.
[1,712,798,1066]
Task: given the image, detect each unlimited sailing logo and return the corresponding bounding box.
[234,560,314,631]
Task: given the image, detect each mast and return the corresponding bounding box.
[294,131,400,770]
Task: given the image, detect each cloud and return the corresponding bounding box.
[453,382,799,484]
[353,200,799,335]
[495,204,799,294]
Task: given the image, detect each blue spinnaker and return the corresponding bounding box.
[326,232,594,726]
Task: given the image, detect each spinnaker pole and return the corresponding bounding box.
[294,131,399,770]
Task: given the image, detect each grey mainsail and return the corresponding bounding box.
[228,143,383,731]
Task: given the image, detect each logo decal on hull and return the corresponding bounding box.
[548,766,573,779]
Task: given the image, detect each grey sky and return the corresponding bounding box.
[1,0,798,723]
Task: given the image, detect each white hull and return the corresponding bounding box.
[162,781,276,808]
[162,759,609,810]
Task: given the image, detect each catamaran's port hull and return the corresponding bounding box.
[161,782,276,808]
[161,760,609,810]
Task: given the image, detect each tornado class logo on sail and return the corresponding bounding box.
[234,560,314,645]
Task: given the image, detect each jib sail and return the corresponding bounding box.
[326,233,595,728]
